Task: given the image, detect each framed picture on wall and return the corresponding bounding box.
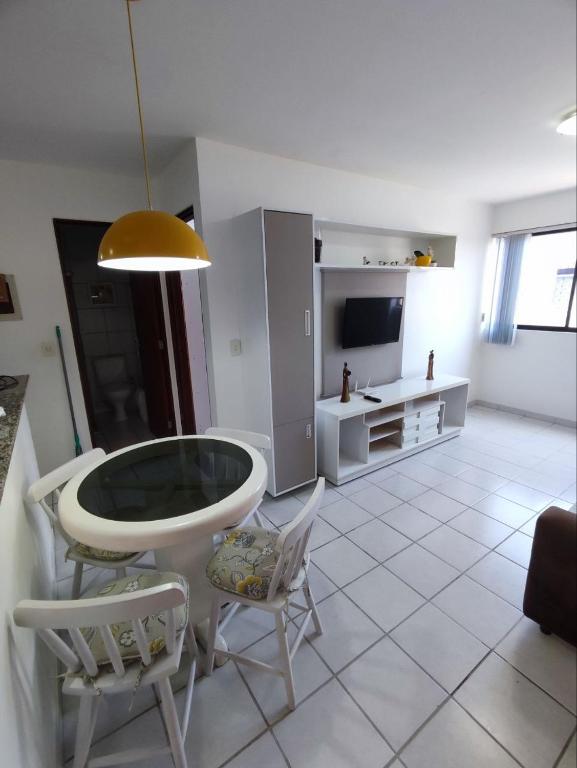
[0,274,22,320]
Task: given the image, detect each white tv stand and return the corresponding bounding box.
[316,374,469,485]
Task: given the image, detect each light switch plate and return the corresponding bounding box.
[230,338,242,356]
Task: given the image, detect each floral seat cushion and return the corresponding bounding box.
[80,571,188,667]
[206,526,279,600]
[67,541,140,562]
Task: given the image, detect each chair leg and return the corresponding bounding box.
[72,562,84,599]
[205,595,222,676]
[275,610,296,711]
[157,677,188,768]
[252,508,265,527]
[72,695,100,768]
[303,580,323,635]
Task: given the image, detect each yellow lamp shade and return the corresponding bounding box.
[98,210,211,271]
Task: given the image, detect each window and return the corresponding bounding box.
[515,228,576,332]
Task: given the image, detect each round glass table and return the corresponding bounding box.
[59,436,268,626]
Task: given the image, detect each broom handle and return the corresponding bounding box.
[55,325,82,456]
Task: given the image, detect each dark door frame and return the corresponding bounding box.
[164,205,198,434]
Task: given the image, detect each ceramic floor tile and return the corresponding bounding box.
[458,467,507,492]
[558,734,577,768]
[273,679,393,768]
[346,517,411,562]
[419,452,470,476]
[435,477,489,506]
[381,503,441,540]
[239,623,332,723]
[294,483,342,508]
[311,536,377,588]
[401,699,519,768]
[410,489,467,522]
[224,605,276,653]
[308,516,341,549]
[519,514,540,537]
[391,603,488,692]
[334,477,373,497]
[495,530,534,568]
[455,653,576,768]
[513,468,574,497]
[378,474,429,501]
[90,663,267,768]
[496,617,577,714]
[394,461,452,488]
[364,465,399,484]
[385,544,459,599]
[318,496,374,533]
[432,575,522,647]
[419,525,489,571]
[260,494,304,527]
[467,551,527,609]
[307,591,383,672]
[225,732,287,768]
[305,561,339,602]
[448,508,514,548]
[349,484,403,516]
[496,481,555,512]
[339,637,445,750]
[344,566,425,631]
[473,494,536,528]
[560,482,577,504]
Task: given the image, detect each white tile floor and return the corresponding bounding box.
[61,405,577,767]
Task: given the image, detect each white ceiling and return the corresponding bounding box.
[0,0,575,202]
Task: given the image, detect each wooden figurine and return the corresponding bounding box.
[340,362,351,403]
[426,350,434,381]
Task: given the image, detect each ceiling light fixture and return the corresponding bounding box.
[98,0,210,271]
[557,110,577,137]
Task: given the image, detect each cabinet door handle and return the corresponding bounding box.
[305,423,313,439]
[304,309,311,337]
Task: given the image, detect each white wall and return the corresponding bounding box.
[1,407,59,768]
[0,158,143,472]
[476,187,577,423]
[192,138,491,426]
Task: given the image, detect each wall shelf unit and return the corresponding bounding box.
[315,218,457,269]
[317,374,469,484]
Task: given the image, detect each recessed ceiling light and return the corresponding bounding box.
[557,110,577,136]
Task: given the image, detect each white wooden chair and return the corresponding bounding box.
[28,448,151,599]
[204,477,325,710]
[204,427,271,527]
[13,571,199,768]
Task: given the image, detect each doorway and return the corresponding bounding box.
[54,219,180,452]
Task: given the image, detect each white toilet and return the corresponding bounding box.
[93,355,133,423]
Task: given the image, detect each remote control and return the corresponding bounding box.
[364,395,382,403]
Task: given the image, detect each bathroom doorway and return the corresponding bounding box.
[54,219,180,453]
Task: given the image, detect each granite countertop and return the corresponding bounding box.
[0,375,29,503]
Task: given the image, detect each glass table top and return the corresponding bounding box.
[77,438,253,522]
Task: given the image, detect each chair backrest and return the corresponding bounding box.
[27,448,106,544]
[267,477,325,600]
[13,580,187,679]
[205,427,271,452]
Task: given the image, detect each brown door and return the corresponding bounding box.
[129,273,176,437]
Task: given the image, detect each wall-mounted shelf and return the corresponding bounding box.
[315,264,452,273]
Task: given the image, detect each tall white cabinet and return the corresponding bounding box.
[227,208,316,496]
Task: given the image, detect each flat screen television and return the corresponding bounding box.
[342,297,403,349]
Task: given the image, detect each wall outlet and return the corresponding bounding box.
[230,338,242,356]
[40,341,56,357]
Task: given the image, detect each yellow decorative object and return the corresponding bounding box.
[415,254,432,266]
[98,211,210,271]
[98,1,210,271]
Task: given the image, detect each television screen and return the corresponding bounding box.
[342,297,403,348]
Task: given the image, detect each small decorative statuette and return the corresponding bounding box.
[426,349,434,381]
[340,362,352,403]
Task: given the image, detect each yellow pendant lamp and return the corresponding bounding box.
[98,1,210,271]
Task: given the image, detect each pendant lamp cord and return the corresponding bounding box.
[126,0,153,210]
